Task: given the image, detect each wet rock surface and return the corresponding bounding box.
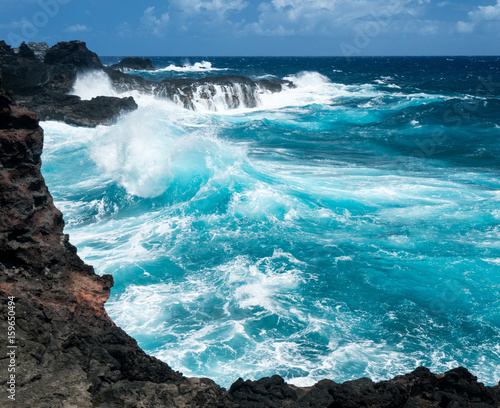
[110,56,155,71]
[24,92,137,127]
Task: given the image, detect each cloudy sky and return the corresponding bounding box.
[1,0,499,56]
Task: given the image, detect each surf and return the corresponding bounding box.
[41,56,500,388]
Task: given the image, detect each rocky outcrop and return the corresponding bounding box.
[1,40,101,94]
[44,40,102,69]
[0,72,234,407]
[24,93,138,127]
[0,40,138,126]
[105,68,294,110]
[110,56,155,71]
[154,75,293,110]
[230,368,500,408]
[1,40,292,118]
[27,42,49,61]
[0,40,48,95]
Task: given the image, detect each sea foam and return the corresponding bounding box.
[42,57,500,388]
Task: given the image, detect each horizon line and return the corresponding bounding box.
[99,54,500,58]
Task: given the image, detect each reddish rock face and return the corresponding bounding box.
[0,72,234,407]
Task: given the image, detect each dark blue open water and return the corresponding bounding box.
[41,57,500,387]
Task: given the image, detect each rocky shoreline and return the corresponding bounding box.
[0,40,293,125]
[0,41,499,407]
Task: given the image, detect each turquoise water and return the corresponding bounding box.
[41,57,500,387]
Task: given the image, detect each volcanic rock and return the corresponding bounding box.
[0,40,48,95]
[25,93,138,127]
[0,70,235,408]
[110,56,155,71]
[28,42,50,61]
[44,40,102,69]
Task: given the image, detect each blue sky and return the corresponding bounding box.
[1,0,499,56]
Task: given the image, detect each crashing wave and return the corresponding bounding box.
[154,75,294,111]
[157,60,227,73]
[74,69,295,112]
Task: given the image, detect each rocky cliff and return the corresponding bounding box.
[1,45,499,407]
[0,72,235,408]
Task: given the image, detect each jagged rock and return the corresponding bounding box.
[228,368,500,408]
[25,92,138,127]
[0,71,236,408]
[0,40,48,95]
[28,42,50,61]
[1,40,292,120]
[40,41,103,94]
[103,67,154,93]
[229,375,299,407]
[1,41,138,124]
[18,41,36,59]
[110,56,155,71]
[155,75,294,110]
[44,40,102,69]
[0,40,102,95]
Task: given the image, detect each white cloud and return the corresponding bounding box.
[456,21,474,34]
[64,24,89,33]
[141,6,170,37]
[419,24,438,35]
[246,0,420,37]
[246,0,338,36]
[170,0,248,19]
[456,0,500,33]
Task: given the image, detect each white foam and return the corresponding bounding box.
[254,72,385,112]
[187,82,261,112]
[70,70,117,100]
[218,255,303,314]
[86,97,249,198]
[90,111,175,198]
[157,60,227,72]
[482,258,500,265]
[254,74,277,80]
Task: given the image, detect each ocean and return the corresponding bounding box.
[40,56,500,388]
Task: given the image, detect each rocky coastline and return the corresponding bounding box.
[0,40,293,125]
[0,40,499,407]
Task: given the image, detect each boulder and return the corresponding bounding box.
[110,56,155,71]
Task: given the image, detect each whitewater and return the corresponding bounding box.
[40,56,500,388]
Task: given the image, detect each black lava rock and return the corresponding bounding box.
[110,56,155,71]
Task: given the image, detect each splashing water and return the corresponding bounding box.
[43,56,500,388]
[71,70,117,100]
